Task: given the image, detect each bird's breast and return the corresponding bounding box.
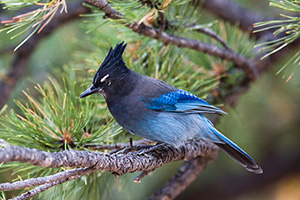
[106,95,153,131]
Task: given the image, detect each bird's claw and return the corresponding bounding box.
[135,143,166,156]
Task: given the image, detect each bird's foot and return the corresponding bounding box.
[113,147,132,155]
[112,138,153,155]
[112,139,160,155]
[136,142,166,156]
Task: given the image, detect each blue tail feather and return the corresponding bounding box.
[212,129,263,174]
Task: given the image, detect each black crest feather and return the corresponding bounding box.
[93,41,128,84]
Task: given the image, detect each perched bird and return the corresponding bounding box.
[80,42,263,174]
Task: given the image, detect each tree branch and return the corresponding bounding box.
[191,26,231,50]
[128,22,258,80]
[84,0,121,19]
[0,139,218,199]
[134,169,155,183]
[0,140,217,171]
[84,0,258,80]
[10,177,78,200]
[0,167,94,191]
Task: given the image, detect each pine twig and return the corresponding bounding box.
[134,169,155,183]
[84,0,121,19]
[158,11,166,35]
[190,25,231,50]
[10,177,77,200]
[0,167,95,191]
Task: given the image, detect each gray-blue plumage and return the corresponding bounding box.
[80,42,263,174]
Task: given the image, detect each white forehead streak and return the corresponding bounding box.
[100,74,109,82]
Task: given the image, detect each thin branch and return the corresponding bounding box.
[84,0,258,80]
[0,167,94,191]
[84,0,121,19]
[158,11,166,35]
[134,169,155,183]
[10,177,78,200]
[191,26,231,50]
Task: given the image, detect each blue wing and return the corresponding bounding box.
[144,89,226,115]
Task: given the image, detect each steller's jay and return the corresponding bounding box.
[80,42,263,174]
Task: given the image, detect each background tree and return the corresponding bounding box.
[0,0,300,199]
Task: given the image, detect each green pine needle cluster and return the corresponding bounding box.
[254,0,300,80]
[0,0,68,51]
[0,75,123,151]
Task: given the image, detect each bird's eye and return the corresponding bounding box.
[99,74,111,87]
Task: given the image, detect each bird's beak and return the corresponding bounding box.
[80,85,100,98]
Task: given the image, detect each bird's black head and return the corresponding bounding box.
[80,41,134,98]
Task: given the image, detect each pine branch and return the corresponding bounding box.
[0,140,217,171]
[10,177,78,200]
[191,26,231,50]
[0,167,93,191]
[84,0,121,19]
[134,169,155,183]
[84,0,259,80]
[128,22,258,80]
[0,139,218,199]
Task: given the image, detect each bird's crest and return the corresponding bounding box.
[93,41,128,84]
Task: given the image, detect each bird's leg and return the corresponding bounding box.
[109,137,134,155]
[129,137,133,151]
[119,137,134,153]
